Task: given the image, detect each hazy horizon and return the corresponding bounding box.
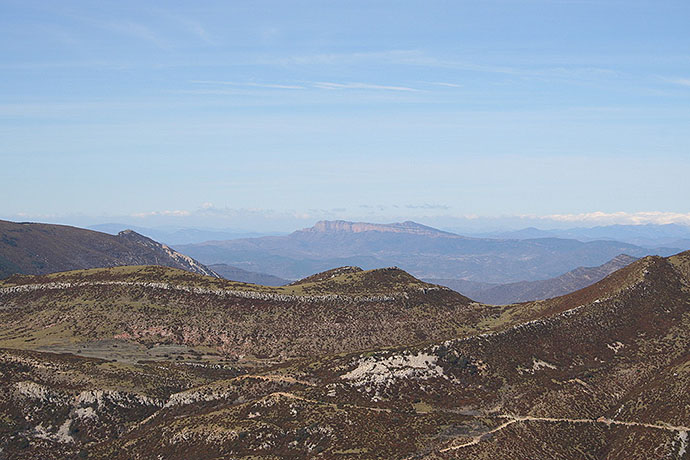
[3,212,690,237]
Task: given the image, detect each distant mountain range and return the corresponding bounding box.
[466,223,690,249]
[88,223,280,245]
[428,254,637,304]
[176,220,679,283]
[0,219,218,278]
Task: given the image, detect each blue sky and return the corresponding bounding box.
[1,0,689,231]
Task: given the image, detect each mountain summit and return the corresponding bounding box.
[299,220,457,237]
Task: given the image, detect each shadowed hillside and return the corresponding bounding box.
[0,219,218,279]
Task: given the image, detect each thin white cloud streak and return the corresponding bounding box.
[313,81,420,92]
[0,60,132,71]
[192,80,306,89]
[532,211,690,226]
[665,78,690,87]
[246,83,305,89]
[271,49,616,81]
[191,80,420,92]
[0,49,617,84]
[430,82,463,88]
[131,204,305,221]
[269,50,418,66]
[405,204,450,210]
[100,20,169,49]
[132,210,191,218]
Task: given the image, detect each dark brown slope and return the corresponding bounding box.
[303,252,690,458]
[0,219,218,278]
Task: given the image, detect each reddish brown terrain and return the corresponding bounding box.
[0,252,688,459]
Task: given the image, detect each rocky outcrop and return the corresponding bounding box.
[301,220,455,236]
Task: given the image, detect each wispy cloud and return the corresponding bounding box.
[104,21,169,48]
[190,80,420,92]
[664,78,690,87]
[184,20,215,45]
[313,81,420,92]
[405,204,450,210]
[192,80,306,90]
[155,204,340,224]
[132,209,191,218]
[269,49,420,67]
[534,211,690,225]
[358,204,390,211]
[429,82,463,88]
[270,49,616,82]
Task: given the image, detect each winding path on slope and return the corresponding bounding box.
[440,414,690,453]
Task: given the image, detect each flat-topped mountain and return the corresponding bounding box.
[0,219,218,279]
[176,219,677,282]
[302,220,457,236]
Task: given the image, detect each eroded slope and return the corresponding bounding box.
[1,253,689,459]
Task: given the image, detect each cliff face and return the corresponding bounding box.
[302,220,456,236]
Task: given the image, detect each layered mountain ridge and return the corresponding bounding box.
[0,219,218,279]
[430,254,638,304]
[176,219,678,283]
